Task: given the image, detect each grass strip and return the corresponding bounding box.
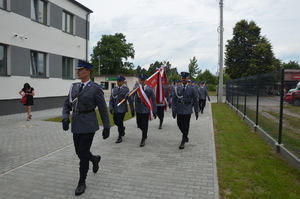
[212,103,300,199]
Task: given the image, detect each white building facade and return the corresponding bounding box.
[0,0,92,115]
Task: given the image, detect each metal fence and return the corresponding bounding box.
[226,69,300,169]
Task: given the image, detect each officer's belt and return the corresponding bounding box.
[136,99,142,103]
[114,99,122,103]
[73,108,95,114]
[178,101,191,104]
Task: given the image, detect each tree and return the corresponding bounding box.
[225,20,280,79]
[188,56,199,80]
[196,69,217,85]
[282,60,300,69]
[90,33,135,75]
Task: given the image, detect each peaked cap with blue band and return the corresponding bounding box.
[138,74,148,79]
[180,72,189,78]
[76,60,93,70]
[117,75,126,81]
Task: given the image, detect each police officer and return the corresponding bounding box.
[62,60,110,196]
[198,81,210,114]
[133,74,157,147]
[169,80,176,109]
[109,75,134,143]
[157,77,170,129]
[172,72,198,149]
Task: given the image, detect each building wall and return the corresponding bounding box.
[0,0,92,115]
[94,75,139,95]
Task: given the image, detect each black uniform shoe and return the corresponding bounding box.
[159,124,162,129]
[116,137,122,143]
[75,183,86,196]
[185,137,189,143]
[179,141,185,149]
[92,155,101,173]
[140,139,145,147]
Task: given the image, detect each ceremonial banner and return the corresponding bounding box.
[147,68,164,104]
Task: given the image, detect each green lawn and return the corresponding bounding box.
[212,103,300,198]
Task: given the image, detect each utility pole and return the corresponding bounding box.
[217,0,224,104]
[97,56,100,75]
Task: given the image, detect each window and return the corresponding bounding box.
[31,0,47,24]
[30,51,46,77]
[62,11,74,34]
[0,0,6,9]
[62,57,73,79]
[0,44,7,76]
[101,82,109,90]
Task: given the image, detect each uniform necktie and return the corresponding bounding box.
[142,86,145,91]
[118,87,120,91]
[183,85,186,92]
[79,83,84,92]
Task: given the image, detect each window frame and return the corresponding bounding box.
[101,82,109,90]
[62,56,73,79]
[0,44,7,76]
[31,0,47,24]
[0,0,7,10]
[30,50,47,78]
[62,10,74,34]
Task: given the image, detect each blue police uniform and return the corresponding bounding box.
[198,81,210,114]
[133,74,157,147]
[109,76,134,143]
[172,72,198,149]
[157,83,170,129]
[62,60,110,196]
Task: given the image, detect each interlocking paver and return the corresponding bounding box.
[0,96,220,198]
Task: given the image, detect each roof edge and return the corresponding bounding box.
[69,0,93,13]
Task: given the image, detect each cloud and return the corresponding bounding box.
[78,0,300,75]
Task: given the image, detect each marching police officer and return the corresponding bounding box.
[172,72,198,149]
[133,74,157,147]
[62,60,110,196]
[169,80,176,109]
[157,77,170,129]
[109,75,134,143]
[198,81,210,114]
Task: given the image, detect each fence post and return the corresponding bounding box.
[255,74,260,127]
[237,79,239,111]
[244,77,247,117]
[278,69,284,145]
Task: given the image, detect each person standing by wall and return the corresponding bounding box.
[172,72,198,149]
[109,75,134,143]
[19,83,35,121]
[198,81,210,114]
[62,60,110,196]
[133,74,157,147]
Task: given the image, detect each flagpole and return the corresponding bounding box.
[117,70,161,106]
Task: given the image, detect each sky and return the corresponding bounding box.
[76,0,300,75]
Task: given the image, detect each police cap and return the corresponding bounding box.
[76,60,93,70]
[117,75,125,81]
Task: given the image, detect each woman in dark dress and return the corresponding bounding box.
[19,83,35,121]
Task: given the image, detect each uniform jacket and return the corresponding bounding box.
[62,81,110,134]
[172,84,198,115]
[198,86,210,100]
[109,86,134,113]
[133,85,157,114]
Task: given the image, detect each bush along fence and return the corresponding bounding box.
[226,69,300,172]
